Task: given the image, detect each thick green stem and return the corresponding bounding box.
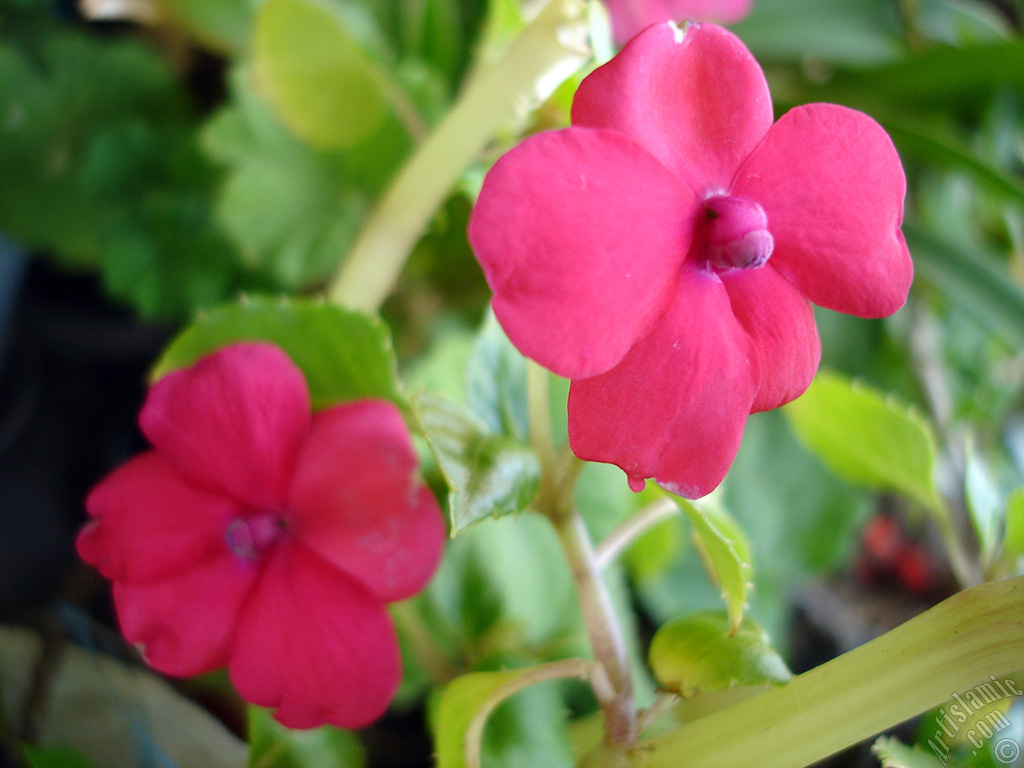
[554,508,637,747]
[326,0,590,311]
[642,576,1024,768]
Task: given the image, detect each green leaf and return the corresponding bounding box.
[22,745,97,768]
[731,0,901,65]
[0,30,241,319]
[884,122,1024,211]
[872,736,947,768]
[160,0,255,55]
[814,39,1024,104]
[649,611,791,699]
[248,706,366,768]
[679,499,752,633]
[465,311,529,441]
[415,393,540,534]
[1000,488,1024,567]
[254,0,392,149]
[202,67,374,290]
[151,296,402,409]
[434,660,587,768]
[419,511,580,650]
[784,371,943,511]
[905,224,1024,347]
[964,449,1003,567]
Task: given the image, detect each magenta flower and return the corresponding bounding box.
[468,23,912,499]
[607,0,753,45]
[77,342,445,729]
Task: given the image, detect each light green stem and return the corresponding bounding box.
[641,576,1024,768]
[326,0,591,311]
[554,508,637,748]
[595,498,679,570]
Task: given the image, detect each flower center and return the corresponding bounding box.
[225,512,287,562]
[698,195,774,271]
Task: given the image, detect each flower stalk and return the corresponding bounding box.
[595,497,679,570]
[553,508,637,747]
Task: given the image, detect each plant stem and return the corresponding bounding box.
[552,508,637,747]
[595,498,679,570]
[464,659,593,768]
[929,497,982,588]
[326,0,590,312]
[642,575,1024,768]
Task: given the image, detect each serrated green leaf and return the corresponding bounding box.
[420,511,579,650]
[872,736,947,768]
[465,311,529,441]
[785,372,943,511]
[648,611,791,699]
[202,67,374,289]
[434,661,586,768]
[0,29,240,319]
[248,706,365,768]
[678,499,752,632]
[152,296,401,409]
[254,0,391,149]
[415,393,540,534]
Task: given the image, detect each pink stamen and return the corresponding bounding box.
[225,513,287,561]
[700,195,774,271]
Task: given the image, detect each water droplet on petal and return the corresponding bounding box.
[627,475,646,493]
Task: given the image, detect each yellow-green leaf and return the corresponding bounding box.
[648,612,790,699]
[785,371,943,511]
[254,0,390,149]
[679,499,752,632]
[434,660,589,768]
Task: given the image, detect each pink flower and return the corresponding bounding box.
[77,342,445,729]
[607,0,752,45]
[468,23,912,499]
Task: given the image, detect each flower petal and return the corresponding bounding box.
[78,452,240,584]
[572,22,773,197]
[568,269,758,498]
[609,0,753,44]
[229,542,400,730]
[732,104,913,317]
[721,265,821,413]
[468,126,695,379]
[114,552,257,676]
[140,342,311,510]
[287,400,445,603]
